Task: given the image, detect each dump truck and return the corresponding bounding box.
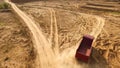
[75,35,94,62]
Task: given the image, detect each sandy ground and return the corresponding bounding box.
[17,1,120,68]
[0,0,120,68]
[17,1,106,68]
[0,11,36,68]
[78,1,120,68]
[18,1,98,51]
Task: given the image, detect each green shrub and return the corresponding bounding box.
[111,11,120,15]
[0,22,4,26]
[0,2,10,9]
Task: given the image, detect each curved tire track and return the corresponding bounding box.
[90,17,105,40]
[4,0,55,68]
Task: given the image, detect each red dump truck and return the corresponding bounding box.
[75,35,94,62]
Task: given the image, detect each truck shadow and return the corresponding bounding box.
[76,47,108,68]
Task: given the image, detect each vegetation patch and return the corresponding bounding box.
[0,2,10,9]
[0,22,5,26]
[110,11,120,15]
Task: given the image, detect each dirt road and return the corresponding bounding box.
[4,0,55,68]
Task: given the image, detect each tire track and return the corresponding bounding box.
[90,17,105,41]
[50,8,59,55]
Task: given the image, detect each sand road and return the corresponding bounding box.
[4,0,55,68]
[5,0,105,68]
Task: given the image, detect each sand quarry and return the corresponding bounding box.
[0,0,120,68]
